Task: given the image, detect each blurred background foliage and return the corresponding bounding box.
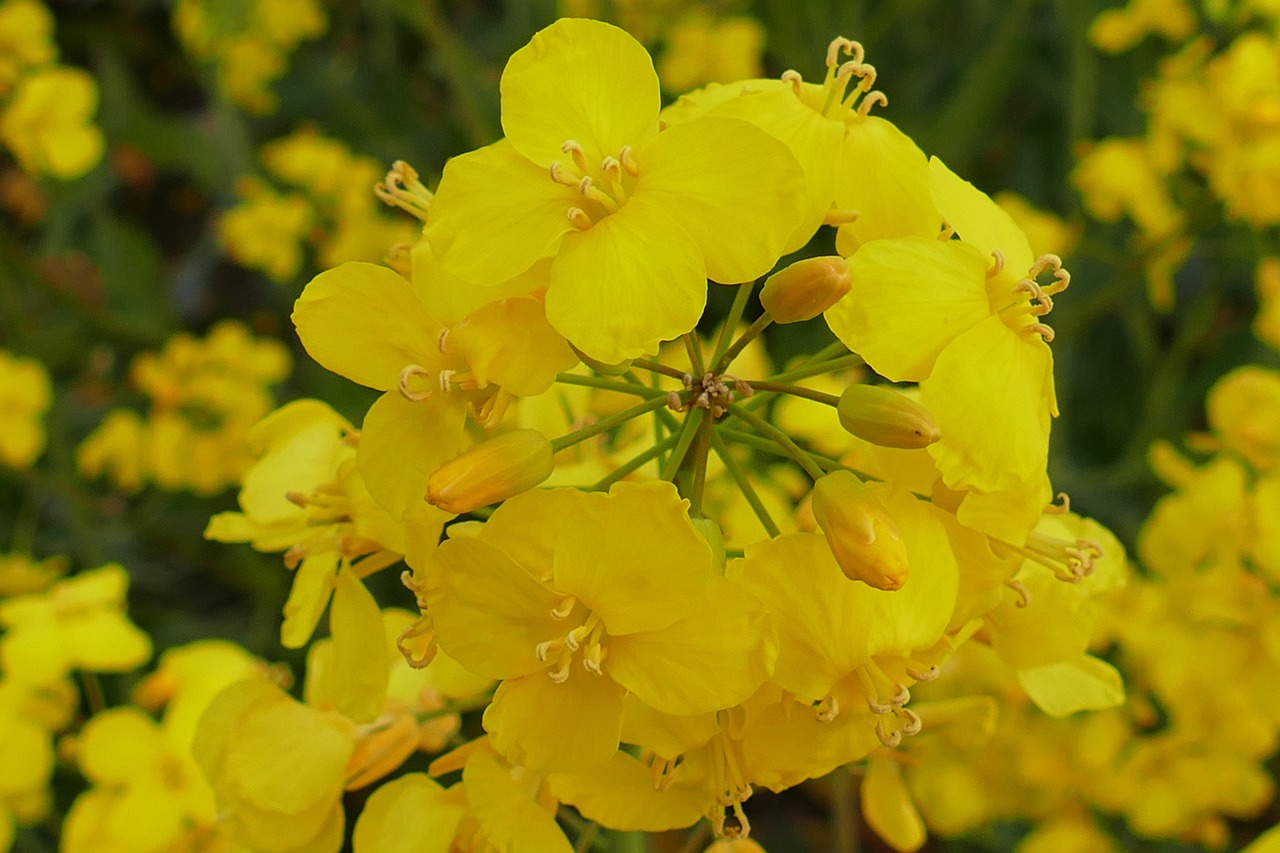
[3,0,1280,850]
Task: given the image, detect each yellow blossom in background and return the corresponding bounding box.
[658,13,766,94]
[1089,0,1196,54]
[0,553,64,597]
[0,0,55,91]
[0,675,75,850]
[0,564,151,687]
[217,178,313,282]
[1257,256,1280,349]
[0,66,104,180]
[78,320,290,495]
[0,349,51,470]
[994,192,1080,259]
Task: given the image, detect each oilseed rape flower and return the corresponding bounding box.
[426,18,805,363]
[0,348,51,470]
[0,66,103,180]
[0,0,55,91]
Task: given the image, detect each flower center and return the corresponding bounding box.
[989,251,1072,342]
[779,36,888,122]
[547,139,639,230]
[534,599,610,682]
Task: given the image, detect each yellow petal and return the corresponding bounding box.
[1016,654,1125,717]
[281,553,338,650]
[432,537,564,680]
[861,755,926,853]
[639,116,805,284]
[500,19,659,169]
[608,577,776,715]
[483,671,625,771]
[825,237,991,382]
[463,744,575,853]
[428,140,573,285]
[834,116,939,253]
[240,400,350,523]
[352,773,463,853]
[928,156,1034,274]
[293,262,442,391]
[328,569,389,724]
[552,481,711,636]
[546,194,706,363]
[549,751,705,831]
[923,315,1054,493]
[356,390,466,520]
[449,296,577,396]
[409,239,547,325]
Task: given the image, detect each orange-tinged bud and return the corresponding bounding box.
[425,430,554,514]
[837,384,940,449]
[345,712,421,790]
[759,256,852,323]
[811,471,909,590]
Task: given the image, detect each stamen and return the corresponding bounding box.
[398,364,434,402]
[1023,322,1055,342]
[374,160,433,222]
[578,177,620,213]
[618,146,640,176]
[988,249,1005,279]
[815,694,840,722]
[535,639,563,662]
[600,156,622,182]
[437,328,453,353]
[567,207,593,230]
[825,37,864,69]
[560,139,590,173]
[823,207,861,225]
[905,664,940,682]
[890,683,910,707]
[1007,579,1031,607]
[473,388,514,429]
[1047,492,1071,514]
[549,595,576,620]
[858,91,887,115]
[548,161,579,187]
[875,717,902,748]
[781,69,804,94]
[900,708,923,737]
[549,650,573,683]
[583,642,606,674]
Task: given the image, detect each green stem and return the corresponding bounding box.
[710,431,781,537]
[687,413,713,518]
[555,373,666,399]
[711,283,755,367]
[718,427,864,476]
[832,765,860,853]
[631,358,689,381]
[683,333,706,376]
[659,408,706,482]
[725,403,826,480]
[590,432,680,491]
[747,380,841,407]
[80,672,106,715]
[550,396,670,453]
[767,352,863,385]
[715,311,773,373]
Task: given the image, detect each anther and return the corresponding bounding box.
[600,156,622,182]
[550,595,576,620]
[1047,492,1071,514]
[560,139,590,173]
[535,639,562,662]
[900,708,923,737]
[857,91,887,115]
[875,718,902,748]
[619,146,640,176]
[905,664,940,682]
[781,69,804,94]
[549,652,572,683]
[567,207,593,230]
[1023,322,1055,342]
[825,37,864,69]
[374,160,433,222]
[890,684,910,707]
[437,328,454,354]
[549,161,579,187]
[1007,579,1031,607]
[285,490,310,507]
[815,694,840,722]
[578,177,620,212]
[583,642,606,674]
[988,249,1005,279]
[398,364,434,402]
[867,695,893,715]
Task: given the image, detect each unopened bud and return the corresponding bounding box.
[810,471,909,590]
[426,430,554,514]
[837,384,940,449]
[759,256,852,323]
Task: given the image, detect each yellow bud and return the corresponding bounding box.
[759,256,852,323]
[837,384,940,449]
[425,430,554,514]
[810,471,909,590]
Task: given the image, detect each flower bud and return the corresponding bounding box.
[425,430,554,514]
[837,384,940,449]
[810,471,910,590]
[759,256,852,323]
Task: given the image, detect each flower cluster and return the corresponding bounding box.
[77,320,290,496]
[195,19,1118,851]
[0,348,51,471]
[0,0,103,181]
[172,0,327,114]
[219,127,420,283]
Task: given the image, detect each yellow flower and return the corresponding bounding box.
[1255,256,1280,350]
[1088,0,1195,54]
[0,0,56,90]
[0,348,51,469]
[1205,365,1280,473]
[0,564,152,686]
[0,66,104,179]
[218,178,314,281]
[429,481,776,771]
[426,18,805,362]
[0,553,64,597]
[658,13,766,94]
[193,680,355,853]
